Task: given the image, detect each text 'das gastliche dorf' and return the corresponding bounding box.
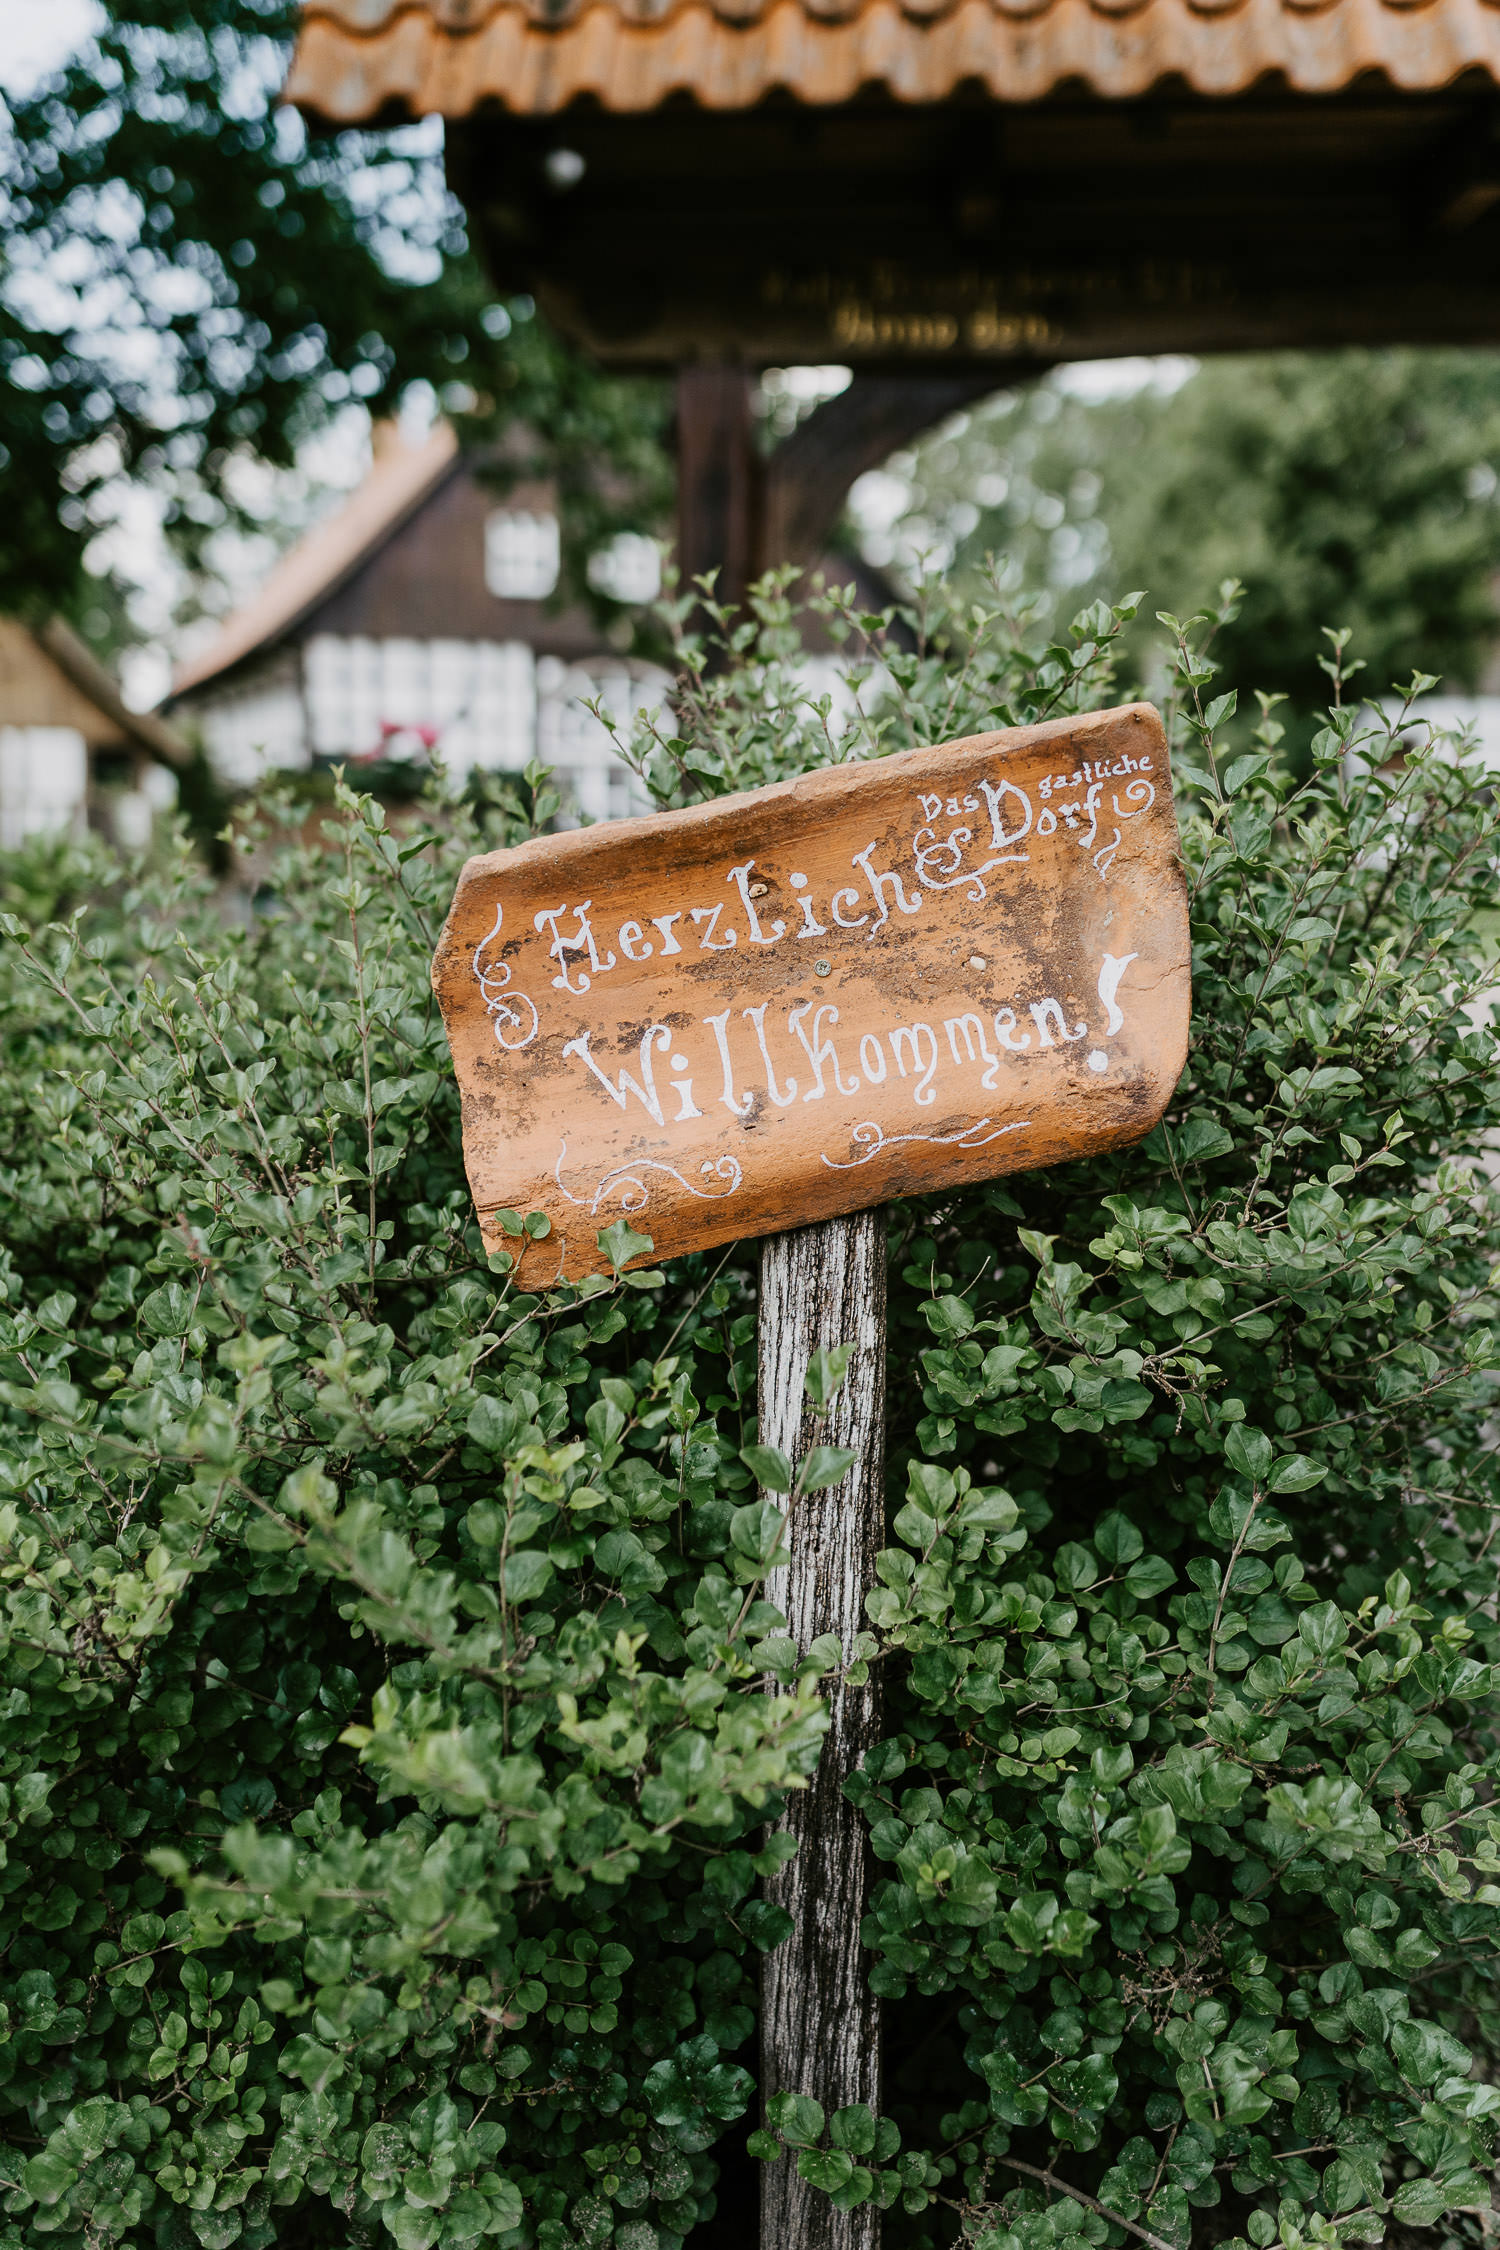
[431,703,1191,1281]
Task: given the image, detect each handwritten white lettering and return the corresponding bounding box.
[945,1011,1001,1089]
[889,1022,939,1104]
[535,900,616,994]
[790,1002,860,1102]
[555,952,1133,1134]
[563,1023,670,1123]
[977,776,1032,859]
[1097,952,1136,1036]
[743,1003,798,1106]
[727,859,786,946]
[668,1053,703,1121]
[789,872,827,938]
[691,903,737,952]
[852,843,922,938]
[1029,998,1088,1048]
[704,1009,753,1117]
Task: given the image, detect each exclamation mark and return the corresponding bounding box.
[1088,951,1137,1073]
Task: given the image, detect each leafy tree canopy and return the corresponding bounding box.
[0,0,669,629]
[887,351,1500,717]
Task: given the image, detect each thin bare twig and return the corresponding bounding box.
[993,2154,1178,2250]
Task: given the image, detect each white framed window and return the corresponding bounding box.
[484,509,560,601]
[587,532,661,606]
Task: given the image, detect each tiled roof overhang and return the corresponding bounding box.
[288,0,1500,117]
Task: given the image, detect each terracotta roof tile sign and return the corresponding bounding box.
[288,0,1500,116]
[431,702,1190,1282]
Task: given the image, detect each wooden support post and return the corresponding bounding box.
[675,363,761,613]
[759,1208,886,2250]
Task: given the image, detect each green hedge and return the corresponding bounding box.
[2,574,1500,2250]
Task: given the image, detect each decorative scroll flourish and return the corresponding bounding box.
[1092,778,1156,881]
[553,1141,743,1218]
[1114,778,1156,819]
[472,899,539,1053]
[821,1117,1031,1170]
[913,823,1008,903]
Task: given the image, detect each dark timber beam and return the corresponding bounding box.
[675,364,761,610]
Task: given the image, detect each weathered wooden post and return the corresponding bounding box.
[430,702,1190,2250]
[760,1210,886,2250]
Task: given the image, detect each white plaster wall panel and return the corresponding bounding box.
[110,790,156,851]
[379,637,426,748]
[0,727,89,848]
[195,664,308,785]
[587,532,661,605]
[457,641,537,777]
[535,657,662,826]
[306,634,539,772]
[306,634,382,758]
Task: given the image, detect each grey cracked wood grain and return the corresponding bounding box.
[759,1208,885,2250]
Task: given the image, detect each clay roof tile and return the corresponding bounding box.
[286,0,1500,116]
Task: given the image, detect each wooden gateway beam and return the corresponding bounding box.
[675,367,1021,605]
[426,87,1500,377]
[756,369,1028,578]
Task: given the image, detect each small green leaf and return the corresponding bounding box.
[730,1501,788,1569]
[1269,1453,1327,1493]
[1224,1425,1273,1481]
[598,1218,653,1271]
[1391,2180,1447,2226]
[21,2151,77,2205]
[1222,751,1268,797]
[797,2146,856,2194]
[800,1445,856,1493]
[467,1396,522,1455]
[767,2092,825,2147]
[1095,1511,1143,1567]
[804,1344,853,1407]
[740,1444,793,1494]
[828,2104,877,2154]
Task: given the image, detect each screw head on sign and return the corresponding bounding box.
[814,959,831,977]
